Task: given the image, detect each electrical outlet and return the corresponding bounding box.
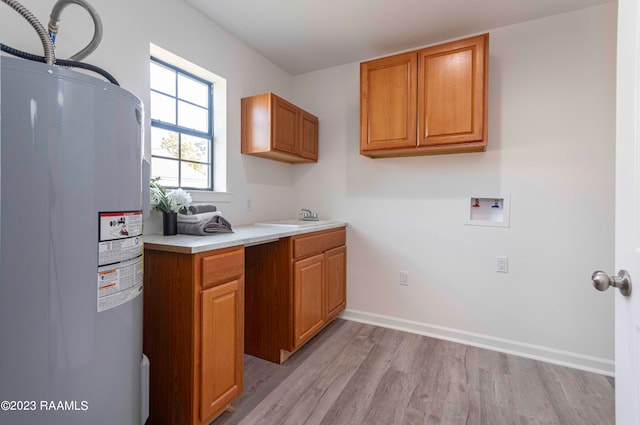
[496,256,509,273]
[400,271,409,286]
[247,197,252,211]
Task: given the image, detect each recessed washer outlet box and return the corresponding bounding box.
[465,194,511,228]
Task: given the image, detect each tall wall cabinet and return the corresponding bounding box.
[360,33,489,158]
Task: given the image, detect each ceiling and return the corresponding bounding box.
[185,0,613,75]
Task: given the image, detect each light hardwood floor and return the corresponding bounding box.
[213,319,614,425]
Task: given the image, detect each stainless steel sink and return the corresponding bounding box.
[254,219,334,228]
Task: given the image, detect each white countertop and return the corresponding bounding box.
[144,221,348,254]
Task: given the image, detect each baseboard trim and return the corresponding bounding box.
[339,309,614,377]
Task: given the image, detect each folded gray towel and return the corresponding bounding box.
[188,204,217,214]
[178,211,220,223]
[177,215,233,236]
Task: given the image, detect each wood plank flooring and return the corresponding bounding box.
[212,319,614,425]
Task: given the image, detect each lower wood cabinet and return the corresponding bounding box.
[325,245,347,320]
[200,279,242,420]
[293,253,326,348]
[245,227,347,363]
[143,246,244,425]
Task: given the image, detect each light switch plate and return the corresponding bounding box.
[496,256,509,273]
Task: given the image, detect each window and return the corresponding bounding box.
[150,57,213,190]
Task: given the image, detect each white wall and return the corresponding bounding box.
[292,3,617,373]
[2,0,617,373]
[0,0,298,227]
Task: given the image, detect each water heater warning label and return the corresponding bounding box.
[97,211,143,312]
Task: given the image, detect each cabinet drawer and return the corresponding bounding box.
[293,228,346,260]
[200,247,244,289]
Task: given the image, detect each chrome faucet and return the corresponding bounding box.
[299,209,319,221]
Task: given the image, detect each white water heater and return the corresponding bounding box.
[0,56,145,425]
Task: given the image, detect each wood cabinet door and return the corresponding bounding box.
[200,279,243,422]
[360,51,417,152]
[325,246,346,320]
[293,254,325,348]
[272,95,299,155]
[299,110,318,161]
[417,34,488,146]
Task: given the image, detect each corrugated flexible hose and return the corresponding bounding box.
[48,0,103,61]
[1,0,118,85]
[0,43,119,86]
[1,0,55,65]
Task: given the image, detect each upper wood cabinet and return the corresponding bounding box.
[242,92,319,163]
[300,110,319,160]
[272,95,299,155]
[360,52,417,150]
[360,33,489,158]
